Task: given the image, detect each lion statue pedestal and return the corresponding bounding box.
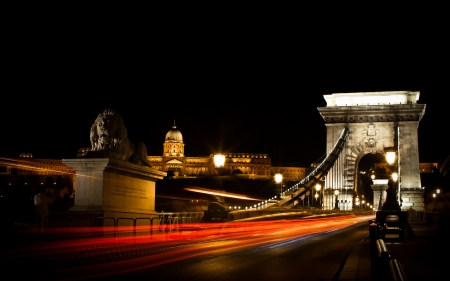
[63,157,166,227]
[63,109,166,228]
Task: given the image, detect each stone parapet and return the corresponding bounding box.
[400,188,424,211]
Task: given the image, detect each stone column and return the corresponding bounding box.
[371,179,389,210]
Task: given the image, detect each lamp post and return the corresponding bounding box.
[362,200,365,210]
[333,189,340,210]
[275,173,283,200]
[315,183,321,208]
[385,146,402,210]
[214,154,225,190]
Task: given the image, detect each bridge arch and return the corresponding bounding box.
[317,91,426,211]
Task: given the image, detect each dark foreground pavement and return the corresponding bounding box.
[339,218,450,280]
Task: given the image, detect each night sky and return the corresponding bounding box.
[1,30,446,168]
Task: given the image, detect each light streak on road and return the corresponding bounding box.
[4,214,375,280]
[184,186,263,201]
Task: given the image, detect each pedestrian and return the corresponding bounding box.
[33,186,55,232]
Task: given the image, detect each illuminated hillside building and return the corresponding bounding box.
[0,153,76,196]
[372,162,439,174]
[147,125,306,181]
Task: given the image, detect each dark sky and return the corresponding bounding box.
[1,26,447,167]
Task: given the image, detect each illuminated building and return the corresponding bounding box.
[373,162,439,174]
[0,153,76,198]
[147,124,306,180]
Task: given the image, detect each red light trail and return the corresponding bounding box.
[3,214,374,280]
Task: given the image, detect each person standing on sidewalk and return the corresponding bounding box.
[33,186,55,232]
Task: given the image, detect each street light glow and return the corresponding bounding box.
[214,154,225,168]
[274,173,282,183]
[392,172,398,182]
[315,184,321,191]
[386,151,396,165]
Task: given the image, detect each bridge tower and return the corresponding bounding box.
[317,91,426,212]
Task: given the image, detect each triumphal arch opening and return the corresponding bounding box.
[317,91,426,212]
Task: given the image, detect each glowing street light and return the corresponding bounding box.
[315,183,321,192]
[275,173,283,200]
[214,154,225,192]
[392,172,398,182]
[315,183,322,208]
[214,154,225,169]
[334,189,340,210]
[386,151,396,165]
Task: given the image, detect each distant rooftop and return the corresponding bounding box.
[19,153,33,158]
[324,91,420,107]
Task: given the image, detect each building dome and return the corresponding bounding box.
[165,125,183,141]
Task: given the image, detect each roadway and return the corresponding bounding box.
[109,219,370,281]
[12,214,374,281]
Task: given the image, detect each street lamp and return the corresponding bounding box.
[392,172,398,182]
[315,183,321,208]
[214,154,225,170]
[275,173,283,200]
[385,146,401,209]
[437,188,441,194]
[371,174,375,180]
[334,189,340,210]
[386,150,396,165]
[362,200,365,210]
[214,154,225,191]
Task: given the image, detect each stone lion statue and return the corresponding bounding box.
[88,109,152,167]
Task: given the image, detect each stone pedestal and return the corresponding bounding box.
[371,179,389,211]
[62,158,166,227]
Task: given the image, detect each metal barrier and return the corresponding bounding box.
[97,217,117,237]
[375,239,391,279]
[134,217,154,235]
[95,212,202,237]
[369,222,408,281]
[389,259,408,281]
[158,212,181,231]
[117,217,135,236]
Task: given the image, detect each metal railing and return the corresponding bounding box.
[95,212,203,237]
[369,223,408,280]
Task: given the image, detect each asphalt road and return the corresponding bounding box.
[91,219,370,281]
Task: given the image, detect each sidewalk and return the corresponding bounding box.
[339,219,450,280]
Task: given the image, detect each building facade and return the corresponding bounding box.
[0,154,76,199]
[147,125,306,180]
